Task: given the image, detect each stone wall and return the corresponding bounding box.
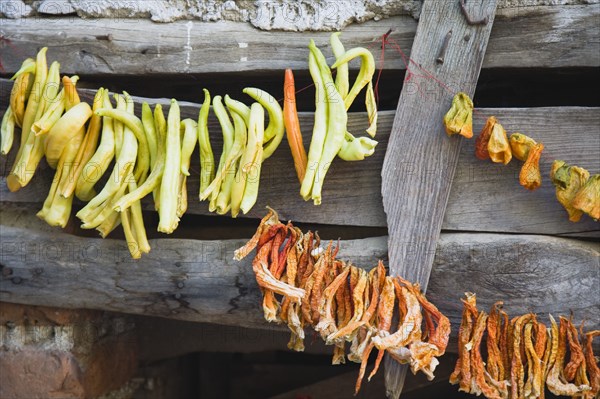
[1,0,597,30]
[0,303,138,399]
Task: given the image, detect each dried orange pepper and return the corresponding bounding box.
[546,316,591,397]
[519,142,544,190]
[486,302,504,381]
[475,116,495,160]
[584,331,600,397]
[449,293,477,393]
[236,210,451,395]
[470,312,504,399]
[283,69,308,183]
[564,318,585,382]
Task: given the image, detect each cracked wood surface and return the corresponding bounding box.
[1,81,598,237]
[0,5,598,75]
[0,209,597,345]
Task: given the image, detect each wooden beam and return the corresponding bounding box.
[1,210,597,339]
[0,5,597,76]
[1,82,598,237]
[380,0,498,395]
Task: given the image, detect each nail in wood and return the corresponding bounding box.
[436,30,453,64]
[460,0,489,26]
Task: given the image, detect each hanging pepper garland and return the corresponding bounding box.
[451,293,599,399]
[443,92,599,221]
[234,208,451,395]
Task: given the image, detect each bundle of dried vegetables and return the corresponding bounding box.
[235,208,450,395]
[451,293,598,399]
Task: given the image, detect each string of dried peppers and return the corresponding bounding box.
[451,293,599,399]
[444,92,599,221]
[234,208,450,395]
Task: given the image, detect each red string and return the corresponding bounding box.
[374,30,390,107]
[380,34,485,117]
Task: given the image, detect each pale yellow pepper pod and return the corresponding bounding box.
[487,122,512,165]
[44,102,93,169]
[443,92,474,139]
[509,133,538,162]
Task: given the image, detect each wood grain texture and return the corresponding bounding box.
[1,210,597,348]
[0,5,598,76]
[1,80,598,236]
[380,0,498,396]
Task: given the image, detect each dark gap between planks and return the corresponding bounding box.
[2,67,596,113]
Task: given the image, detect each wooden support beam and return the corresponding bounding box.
[1,81,598,237]
[1,209,597,338]
[380,0,499,396]
[0,5,598,75]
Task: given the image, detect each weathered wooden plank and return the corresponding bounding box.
[1,82,598,236]
[0,5,598,76]
[1,211,597,344]
[380,0,498,395]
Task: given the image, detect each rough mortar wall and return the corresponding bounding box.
[1,0,598,30]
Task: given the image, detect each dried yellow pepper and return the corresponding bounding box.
[550,161,590,222]
[444,92,474,139]
[572,174,600,221]
[509,133,538,162]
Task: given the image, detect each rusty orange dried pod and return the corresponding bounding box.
[519,142,544,190]
[474,116,496,160]
[444,92,474,139]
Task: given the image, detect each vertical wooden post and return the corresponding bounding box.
[380,0,498,397]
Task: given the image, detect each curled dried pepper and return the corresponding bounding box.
[546,316,591,397]
[509,132,538,162]
[449,292,477,393]
[475,116,495,160]
[444,92,474,139]
[584,331,600,397]
[524,321,543,399]
[315,264,350,339]
[486,302,505,381]
[519,142,544,190]
[564,318,585,382]
[572,174,600,221]
[550,160,590,222]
